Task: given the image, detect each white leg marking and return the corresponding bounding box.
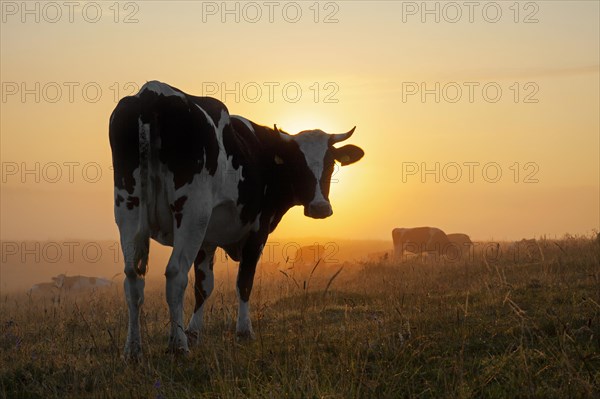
[124,275,144,358]
[236,287,255,339]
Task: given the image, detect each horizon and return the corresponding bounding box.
[1,230,598,243]
[3,233,594,294]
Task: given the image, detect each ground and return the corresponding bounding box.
[1,237,599,398]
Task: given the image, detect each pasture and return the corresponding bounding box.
[1,236,599,398]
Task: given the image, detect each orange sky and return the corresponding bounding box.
[1,1,598,241]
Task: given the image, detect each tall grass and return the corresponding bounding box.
[1,236,599,398]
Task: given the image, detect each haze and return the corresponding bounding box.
[1,1,598,245]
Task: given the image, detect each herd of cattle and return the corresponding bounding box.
[28,232,544,294]
[389,226,545,264]
[392,226,473,261]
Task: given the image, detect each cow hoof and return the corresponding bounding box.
[166,338,190,355]
[185,329,200,346]
[236,330,256,341]
[123,344,142,362]
[165,346,190,356]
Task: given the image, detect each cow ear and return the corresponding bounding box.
[333,145,364,166]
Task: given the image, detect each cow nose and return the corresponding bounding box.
[307,201,333,219]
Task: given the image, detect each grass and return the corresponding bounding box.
[1,236,599,398]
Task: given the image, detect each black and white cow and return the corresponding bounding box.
[109,81,364,357]
[392,227,450,261]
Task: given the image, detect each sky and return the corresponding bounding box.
[1,0,599,242]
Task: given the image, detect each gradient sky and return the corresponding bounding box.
[1,0,598,241]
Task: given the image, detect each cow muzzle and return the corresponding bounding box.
[305,201,333,219]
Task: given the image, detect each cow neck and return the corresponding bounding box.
[255,127,299,229]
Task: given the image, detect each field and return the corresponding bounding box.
[1,236,599,398]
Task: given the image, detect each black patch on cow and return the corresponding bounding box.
[126,196,140,210]
[270,134,317,207]
[174,214,183,228]
[195,249,206,265]
[224,119,265,225]
[170,196,187,212]
[186,95,226,127]
[115,194,124,207]
[159,83,225,128]
[193,249,215,312]
[138,83,227,129]
[170,195,187,228]
[193,250,206,312]
[319,150,336,200]
[135,85,221,189]
[237,230,267,302]
[109,96,141,194]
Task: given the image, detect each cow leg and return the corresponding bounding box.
[115,185,149,360]
[236,235,265,339]
[165,245,203,354]
[124,261,145,359]
[186,246,216,343]
[165,210,210,354]
[120,228,148,359]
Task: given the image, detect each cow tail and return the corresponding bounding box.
[134,118,151,276]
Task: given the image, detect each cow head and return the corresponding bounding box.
[273,126,364,219]
[52,274,66,288]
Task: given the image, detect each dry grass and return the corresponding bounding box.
[1,236,599,398]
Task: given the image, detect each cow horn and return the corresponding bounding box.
[330,126,356,144]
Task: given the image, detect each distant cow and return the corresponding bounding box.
[446,233,473,261]
[392,227,450,261]
[30,274,112,295]
[52,274,113,291]
[29,282,58,295]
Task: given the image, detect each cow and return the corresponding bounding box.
[29,274,112,296]
[29,281,58,296]
[109,81,364,357]
[392,227,450,261]
[446,233,473,262]
[52,274,113,291]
